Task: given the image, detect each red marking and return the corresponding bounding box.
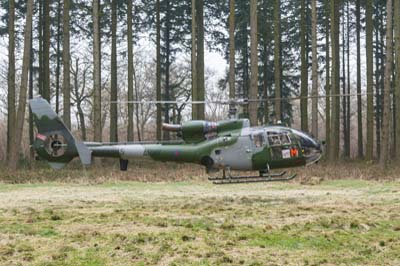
[36,133,47,141]
[290,148,298,157]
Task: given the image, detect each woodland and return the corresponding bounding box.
[0,0,399,169]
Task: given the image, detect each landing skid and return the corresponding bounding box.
[208,169,297,185]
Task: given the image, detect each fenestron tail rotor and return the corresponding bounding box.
[29,97,92,169]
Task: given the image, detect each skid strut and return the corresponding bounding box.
[208,168,297,185]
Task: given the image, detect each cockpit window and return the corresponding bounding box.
[280,134,291,145]
[267,131,291,146]
[253,133,265,148]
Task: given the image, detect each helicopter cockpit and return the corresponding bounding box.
[251,126,322,166]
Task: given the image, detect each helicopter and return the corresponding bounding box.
[29,97,323,184]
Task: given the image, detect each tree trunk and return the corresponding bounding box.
[395,0,400,159]
[164,0,171,141]
[93,0,102,142]
[375,17,382,158]
[365,0,373,160]
[274,0,281,122]
[196,0,205,120]
[191,0,198,120]
[300,0,308,132]
[63,0,71,129]
[249,0,258,126]
[229,0,235,113]
[380,0,393,167]
[325,0,330,151]
[263,26,269,124]
[356,0,363,158]
[341,4,347,157]
[133,66,141,141]
[8,0,34,170]
[43,0,51,101]
[73,60,87,141]
[56,0,61,114]
[156,0,162,141]
[38,0,43,96]
[7,0,16,163]
[127,0,134,142]
[110,0,118,142]
[329,0,340,160]
[346,1,351,157]
[311,0,318,138]
[29,27,34,160]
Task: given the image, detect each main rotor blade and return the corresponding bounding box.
[110,92,373,105]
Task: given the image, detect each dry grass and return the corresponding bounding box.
[0,174,399,265]
[0,161,399,265]
[1,158,399,184]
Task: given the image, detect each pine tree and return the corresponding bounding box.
[156,0,162,140]
[196,0,205,120]
[325,0,331,151]
[380,0,393,167]
[395,0,400,159]
[274,0,281,122]
[300,0,308,132]
[110,0,118,142]
[56,0,61,114]
[127,0,134,142]
[43,0,51,101]
[229,0,235,106]
[366,0,373,160]
[249,0,258,126]
[356,0,363,158]
[329,0,340,160]
[311,0,318,138]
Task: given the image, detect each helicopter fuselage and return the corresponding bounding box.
[29,98,322,174]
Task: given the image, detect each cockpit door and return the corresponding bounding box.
[266,131,293,160]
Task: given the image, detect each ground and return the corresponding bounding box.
[0,173,400,266]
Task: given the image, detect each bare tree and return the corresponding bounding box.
[191,0,197,120]
[93,0,102,142]
[63,0,71,129]
[71,58,91,140]
[7,0,16,163]
[8,0,34,170]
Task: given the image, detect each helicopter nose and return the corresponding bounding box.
[291,129,323,165]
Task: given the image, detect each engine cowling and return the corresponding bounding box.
[162,119,249,143]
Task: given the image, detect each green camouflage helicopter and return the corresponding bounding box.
[29,97,322,184]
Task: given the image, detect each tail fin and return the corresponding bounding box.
[29,97,91,169]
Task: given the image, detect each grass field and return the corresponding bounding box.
[0,175,400,266]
